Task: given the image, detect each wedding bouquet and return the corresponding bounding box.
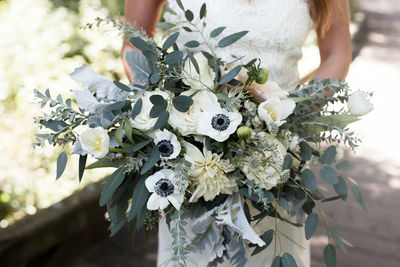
[34,1,373,266]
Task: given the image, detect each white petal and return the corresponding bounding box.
[147,193,161,210]
[79,127,109,159]
[159,197,170,210]
[184,141,204,164]
[281,99,296,119]
[167,193,184,210]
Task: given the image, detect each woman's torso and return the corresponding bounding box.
[164,0,314,90]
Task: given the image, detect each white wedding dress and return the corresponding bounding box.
[158,0,314,266]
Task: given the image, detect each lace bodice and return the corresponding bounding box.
[164,0,314,90]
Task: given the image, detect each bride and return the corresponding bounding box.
[122,0,351,266]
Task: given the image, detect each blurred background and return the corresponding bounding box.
[0,0,399,266]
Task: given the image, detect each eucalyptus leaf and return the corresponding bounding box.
[128,175,149,221]
[305,213,318,240]
[140,146,161,175]
[218,31,248,48]
[150,101,167,118]
[162,32,180,51]
[336,160,350,170]
[333,176,348,201]
[150,94,166,106]
[283,154,293,170]
[320,166,339,184]
[199,3,207,19]
[210,27,226,38]
[251,230,273,256]
[123,139,152,153]
[185,10,194,21]
[282,253,297,267]
[329,227,346,253]
[301,169,317,191]
[172,95,194,112]
[165,50,183,65]
[131,98,143,120]
[124,50,151,85]
[113,81,131,92]
[219,65,242,84]
[78,155,87,182]
[99,167,127,206]
[185,40,200,48]
[321,146,336,165]
[152,111,169,130]
[156,22,175,29]
[188,52,200,74]
[129,37,152,52]
[351,184,367,211]
[279,197,290,211]
[150,72,161,84]
[324,244,336,267]
[86,158,129,169]
[271,256,282,267]
[56,151,68,180]
[299,141,312,161]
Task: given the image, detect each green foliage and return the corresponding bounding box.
[218,31,249,48]
[99,167,127,206]
[169,208,190,266]
[56,151,68,180]
[305,213,319,240]
[324,244,336,267]
[282,253,298,267]
[320,166,339,184]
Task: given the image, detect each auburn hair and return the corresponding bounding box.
[309,0,339,36]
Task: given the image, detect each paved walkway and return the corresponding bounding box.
[74,1,400,266]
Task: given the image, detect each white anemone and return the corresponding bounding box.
[347,90,373,115]
[79,127,110,159]
[169,90,220,136]
[153,129,181,160]
[182,52,216,91]
[258,97,295,128]
[145,169,184,211]
[129,89,172,132]
[184,142,236,202]
[197,108,242,142]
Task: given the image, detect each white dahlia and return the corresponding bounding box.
[184,142,236,202]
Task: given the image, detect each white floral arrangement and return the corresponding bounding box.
[34,1,373,266]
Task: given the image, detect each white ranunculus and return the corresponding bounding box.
[347,90,373,115]
[145,169,184,211]
[241,134,287,190]
[197,108,242,142]
[184,142,236,202]
[79,127,110,159]
[258,97,295,127]
[182,53,216,90]
[153,129,181,160]
[169,90,220,136]
[129,89,172,132]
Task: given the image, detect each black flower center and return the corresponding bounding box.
[155,178,174,197]
[157,140,174,157]
[211,113,230,131]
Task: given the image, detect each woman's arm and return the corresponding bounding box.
[122,0,165,82]
[315,0,352,80]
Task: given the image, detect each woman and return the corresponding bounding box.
[122,0,351,266]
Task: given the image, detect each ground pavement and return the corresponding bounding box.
[73,0,400,266]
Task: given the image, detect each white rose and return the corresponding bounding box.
[169,90,220,136]
[258,97,295,127]
[347,90,373,115]
[182,53,216,90]
[79,127,110,159]
[129,89,172,132]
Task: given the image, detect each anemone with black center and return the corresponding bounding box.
[155,178,175,197]
[211,113,230,131]
[157,139,174,157]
